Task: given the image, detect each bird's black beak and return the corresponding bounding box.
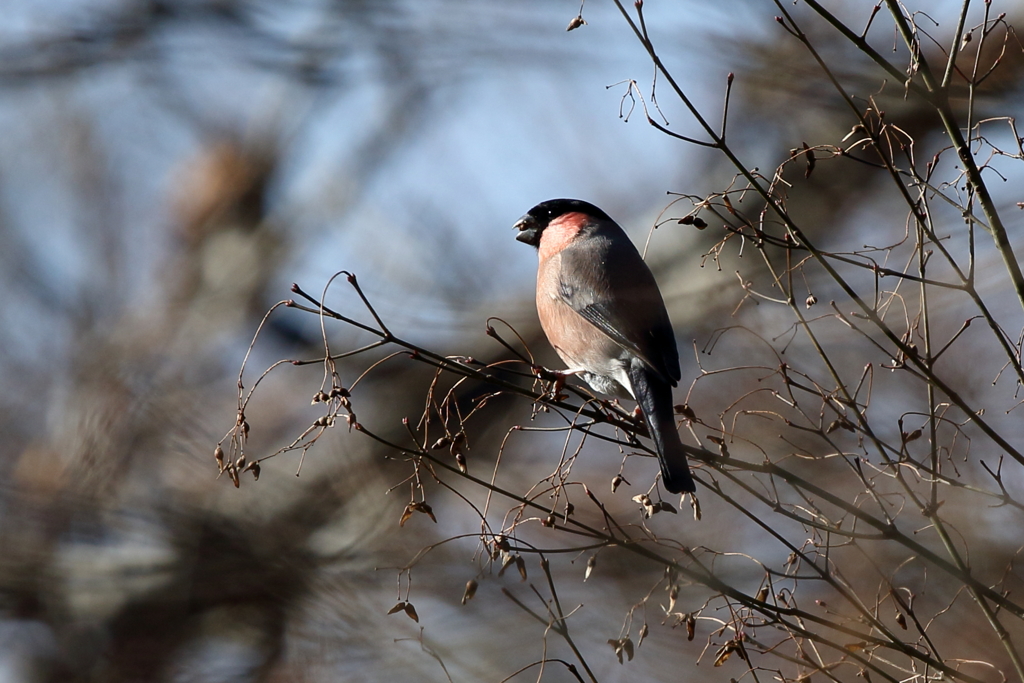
[514,214,541,246]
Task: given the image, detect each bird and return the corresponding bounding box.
[514,198,696,493]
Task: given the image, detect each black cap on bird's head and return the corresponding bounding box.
[514,198,612,246]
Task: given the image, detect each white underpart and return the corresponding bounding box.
[571,361,634,400]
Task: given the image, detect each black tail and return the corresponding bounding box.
[627,362,696,493]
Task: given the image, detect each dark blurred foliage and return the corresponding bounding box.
[2,1,1024,681]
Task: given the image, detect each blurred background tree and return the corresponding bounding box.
[1,1,1023,681]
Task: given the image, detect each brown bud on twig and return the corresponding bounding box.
[960,29,973,51]
[566,15,587,31]
[584,555,596,582]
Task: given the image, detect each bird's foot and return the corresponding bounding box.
[532,365,579,401]
[532,368,589,401]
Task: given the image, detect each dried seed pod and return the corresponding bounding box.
[462,579,478,605]
[584,555,596,582]
[403,602,419,622]
[621,637,634,661]
[903,429,922,443]
[419,502,436,523]
[632,493,656,518]
[514,554,527,581]
[387,601,406,615]
[566,14,587,31]
[498,553,516,577]
[399,504,415,527]
[714,639,738,666]
[706,435,730,457]
[608,639,625,664]
[674,404,696,420]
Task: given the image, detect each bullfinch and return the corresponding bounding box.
[514,199,697,494]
